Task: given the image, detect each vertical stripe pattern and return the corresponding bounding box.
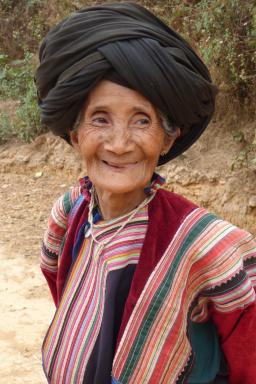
[42,204,149,383]
[41,187,81,273]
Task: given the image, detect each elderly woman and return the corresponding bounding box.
[36,3,256,384]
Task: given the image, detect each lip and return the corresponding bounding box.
[102,160,138,170]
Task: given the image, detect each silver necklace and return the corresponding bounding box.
[87,187,155,259]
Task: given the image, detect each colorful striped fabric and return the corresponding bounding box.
[42,201,151,383]
[41,186,81,273]
[40,174,256,383]
[112,208,256,383]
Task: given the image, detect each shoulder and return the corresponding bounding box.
[41,186,82,268]
[156,188,198,209]
[149,187,198,226]
[153,188,255,276]
[50,186,82,228]
[153,187,255,245]
[43,185,82,249]
[183,207,256,291]
[56,186,82,213]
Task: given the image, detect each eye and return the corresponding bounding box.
[91,116,109,127]
[131,114,151,128]
[136,118,150,125]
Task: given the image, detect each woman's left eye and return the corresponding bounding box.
[134,118,150,126]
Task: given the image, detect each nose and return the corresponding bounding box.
[104,120,134,154]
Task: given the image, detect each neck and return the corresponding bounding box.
[94,188,147,220]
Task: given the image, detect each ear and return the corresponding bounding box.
[69,130,80,152]
[161,128,181,155]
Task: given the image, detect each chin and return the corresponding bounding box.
[88,163,153,195]
[92,174,147,195]
[97,181,143,195]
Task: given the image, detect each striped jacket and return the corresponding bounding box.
[41,179,256,383]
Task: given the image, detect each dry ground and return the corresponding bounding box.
[0,170,77,383]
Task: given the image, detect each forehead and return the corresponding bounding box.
[84,80,156,113]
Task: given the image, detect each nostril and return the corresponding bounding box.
[104,138,134,155]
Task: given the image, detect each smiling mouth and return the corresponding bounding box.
[102,160,138,169]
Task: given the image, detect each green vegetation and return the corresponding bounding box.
[0,0,255,155]
[182,0,255,100]
[0,52,41,141]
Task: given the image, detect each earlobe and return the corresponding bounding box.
[162,128,181,155]
[69,130,80,151]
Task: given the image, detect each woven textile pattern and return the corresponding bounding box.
[40,176,256,383]
[42,205,149,383]
[112,208,256,383]
[41,187,81,273]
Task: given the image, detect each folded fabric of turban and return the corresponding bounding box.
[35,2,218,164]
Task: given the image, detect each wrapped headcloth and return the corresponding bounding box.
[35,2,218,165]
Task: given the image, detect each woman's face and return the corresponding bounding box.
[71,80,177,196]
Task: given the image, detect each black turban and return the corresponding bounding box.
[35,2,217,165]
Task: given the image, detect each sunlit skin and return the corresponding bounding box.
[70,80,179,220]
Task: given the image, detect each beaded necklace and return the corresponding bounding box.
[87,187,155,260]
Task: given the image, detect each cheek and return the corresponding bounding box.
[77,130,102,158]
[140,137,164,163]
[135,127,165,156]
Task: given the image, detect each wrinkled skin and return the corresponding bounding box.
[70,80,179,219]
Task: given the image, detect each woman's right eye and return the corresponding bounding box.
[91,117,109,126]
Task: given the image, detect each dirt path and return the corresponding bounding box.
[0,243,53,383]
[0,170,77,384]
